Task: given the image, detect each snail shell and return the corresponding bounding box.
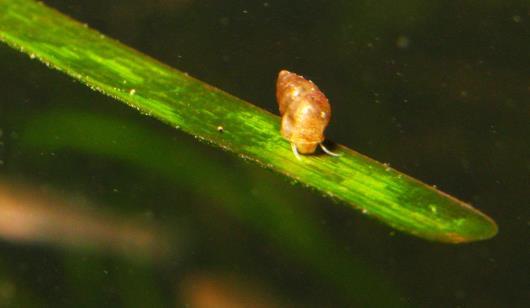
[276,70,331,154]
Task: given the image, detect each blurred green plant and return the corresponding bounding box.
[0,0,497,242]
[19,109,403,306]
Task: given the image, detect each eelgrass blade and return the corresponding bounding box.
[0,0,497,242]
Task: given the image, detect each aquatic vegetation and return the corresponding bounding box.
[0,0,497,243]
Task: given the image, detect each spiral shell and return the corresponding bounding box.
[276,70,331,155]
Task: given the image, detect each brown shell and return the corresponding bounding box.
[276,70,331,154]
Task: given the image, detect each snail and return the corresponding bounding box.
[276,70,340,159]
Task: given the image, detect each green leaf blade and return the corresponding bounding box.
[0,0,497,242]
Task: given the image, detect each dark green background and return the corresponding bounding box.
[0,0,528,307]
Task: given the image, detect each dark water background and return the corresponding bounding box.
[0,0,528,307]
